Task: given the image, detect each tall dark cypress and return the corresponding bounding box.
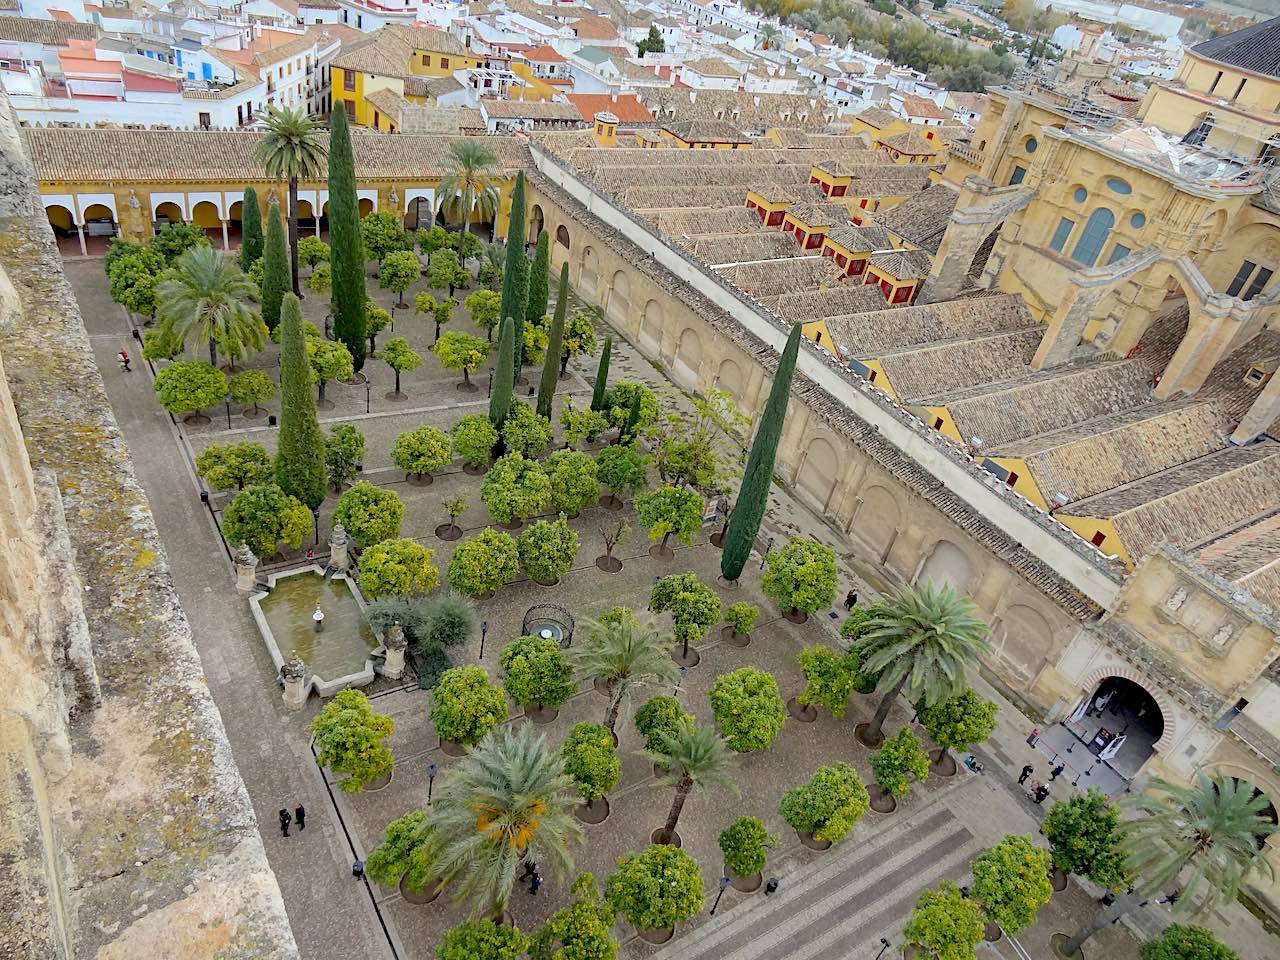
[720,324,802,583]
[260,197,288,333]
[328,109,367,371]
[499,172,529,372]
[526,229,550,327]
[536,262,568,420]
[239,186,263,272]
[275,293,326,511]
[590,336,612,411]
[489,316,515,431]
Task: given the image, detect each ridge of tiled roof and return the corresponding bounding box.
[853,106,900,129]
[719,256,846,298]
[662,118,753,143]
[565,92,654,123]
[824,293,1031,355]
[404,74,464,98]
[825,223,893,252]
[0,16,99,45]
[364,87,407,123]
[480,98,581,120]
[869,184,957,254]
[1190,16,1280,80]
[686,232,802,264]
[879,131,938,154]
[867,247,933,278]
[653,205,764,237]
[874,328,1044,401]
[766,283,886,321]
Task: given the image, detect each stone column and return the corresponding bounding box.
[76,224,87,256]
[382,622,407,680]
[233,543,260,596]
[1158,296,1245,398]
[1232,362,1280,444]
[328,523,350,574]
[281,653,308,709]
[221,219,229,250]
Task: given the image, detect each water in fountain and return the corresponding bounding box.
[258,572,375,682]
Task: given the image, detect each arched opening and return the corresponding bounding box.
[81,203,114,231]
[638,299,662,354]
[1063,676,1165,782]
[555,224,570,251]
[580,246,599,302]
[968,224,1001,282]
[227,199,245,249]
[797,436,840,510]
[674,328,702,387]
[916,540,975,595]
[1071,207,1116,268]
[46,203,74,233]
[716,357,744,396]
[528,203,544,245]
[296,198,316,236]
[154,201,184,229]
[319,201,330,241]
[191,200,222,245]
[357,197,374,218]
[607,270,631,325]
[406,196,431,232]
[852,485,899,561]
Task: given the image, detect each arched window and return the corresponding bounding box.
[1072,208,1115,267]
[1183,113,1215,147]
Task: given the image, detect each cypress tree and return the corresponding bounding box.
[526,228,550,327]
[261,197,289,333]
[590,336,612,411]
[536,262,568,419]
[239,186,263,272]
[328,108,367,371]
[620,393,642,444]
[489,316,515,431]
[720,324,802,583]
[499,172,529,373]
[275,293,326,511]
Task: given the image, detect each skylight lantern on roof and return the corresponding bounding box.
[592,110,618,147]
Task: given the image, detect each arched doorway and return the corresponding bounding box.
[45,203,79,255]
[797,436,840,510]
[192,200,222,246]
[916,540,975,595]
[529,203,544,245]
[296,199,316,236]
[154,201,184,229]
[674,327,702,387]
[1065,675,1166,781]
[358,198,374,218]
[227,200,244,250]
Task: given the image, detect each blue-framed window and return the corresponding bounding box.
[1009,165,1026,185]
[1106,178,1132,195]
[202,62,213,81]
[1049,217,1075,253]
[1071,208,1116,267]
[1106,244,1131,265]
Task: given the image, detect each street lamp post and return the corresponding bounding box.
[710,876,732,916]
[760,536,774,571]
[874,938,891,960]
[225,398,233,430]
[365,380,372,414]
[312,507,320,546]
[426,762,438,804]
[488,369,493,397]
[479,620,489,659]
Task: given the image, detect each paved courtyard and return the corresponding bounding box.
[64,252,1164,960]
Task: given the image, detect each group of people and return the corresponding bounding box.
[279,804,306,837]
[1018,760,1067,804]
[518,860,543,895]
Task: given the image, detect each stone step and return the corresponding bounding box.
[648,803,975,960]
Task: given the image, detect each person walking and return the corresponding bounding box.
[529,873,543,895]
[843,589,858,611]
[1018,763,1034,785]
[118,348,131,372]
[294,804,306,831]
[1034,784,1050,804]
[518,860,537,883]
[279,808,292,837]
[1049,763,1065,782]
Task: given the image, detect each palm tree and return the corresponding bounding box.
[1059,773,1277,956]
[438,138,499,248]
[154,245,264,369]
[758,24,780,50]
[568,616,680,734]
[420,724,584,917]
[255,106,328,296]
[854,583,989,747]
[648,721,738,843]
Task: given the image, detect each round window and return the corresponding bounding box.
[1073,187,1088,203]
[1106,177,1133,195]
[1025,137,1038,153]
[1130,212,1146,229]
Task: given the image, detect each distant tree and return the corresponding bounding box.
[466,289,502,341]
[154,360,227,418]
[434,332,490,389]
[333,480,404,548]
[606,846,702,935]
[762,538,837,616]
[297,235,330,271]
[307,338,354,405]
[324,422,365,492]
[589,336,611,410]
[545,449,600,517]
[447,528,519,597]
[452,414,499,469]
[361,538,439,600]
[365,301,392,356]
[362,211,407,263]
[150,220,210,262]
[649,721,738,843]
[779,762,869,844]
[501,401,554,459]
[438,138,500,248]
[525,230,550,327]
[719,817,777,880]
[239,186,264,271]
[108,246,165,319]
[255,105,327,295]
[310,689,394,792]
[260,197,289,333]
[481,452,551,526]
[649,573,720,650]
[364,810,432,894]
[1042,788,1128,888]
[869,728,930,798]
[379,250,420,307]
[142,326,184,361]
[602,380,658,433]
[417,225,452,257]
[636,25,666,55]
[228,369,275,415]
[635,486,703,554]
[429,248,466,298]
[917,688,998,757]
[709,668,785,752]
[796,646,872,718]
[328,108,366,372]
[306,261,331,294]
[635,695,693,754]
[529,874,617,960]
[222,483,311,558]
[436,920,527,960]
[517,516,579,584]
[195,440,273,491]
[274,293,326,510]
[501,634,574,712]
[561,401,610,449]
[154,245,264,369]
[596,444,649,505]
[383,337,423,398]
[392,425,452,480]
[559,309,598,375]
[429,664,508,747]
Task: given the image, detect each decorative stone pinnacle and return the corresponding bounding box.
[330,523,348,547]
[281,652,307,681]
[384,622,407,651]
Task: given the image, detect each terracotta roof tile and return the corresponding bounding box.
[0,16,99,45]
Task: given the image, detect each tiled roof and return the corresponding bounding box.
[874,329,1044,401]
[653,205,769,237]
[663,119,753,143]
[1199,512,1280,585]
[0,16,99,45]
[899,94,950,120]
[623,184,752,209]
[825,223,892,252]
[924,360,1154,450]
[879,131,938,155]
[480,98,581,121]
[523,44,565,63]
[364,87,407,124]
[853,106,900,129]
[611,58,663,84]
[824,293,1033,355]
[330,23,469,76]
[997,400,1228,506]
[870,184,957,254]
[404,74,464,98]
[565,93,654,123]
[868,247,933,278]
[686,232,802,264]
[1190,16,1280,80]
[1066,443,1280,561]
[569,13,619,41]
[182,78,261,101]
[767,283,886,321]
[720,256,845,298]
[23,127,527,182]
[252,34,316,68]
[785,201,847,226]
[684,57,741,79]
[770,128,816,147]
[638,88,836,130]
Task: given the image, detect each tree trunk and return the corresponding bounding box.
[604,688,623,733]
[318,380,327,403]
[663,777,692,839]
[399,290,407,308]
[288,177,301,296]
[208,337,218,368]
[368,335,376,358]
[463,369,471,386]
[487,325,493,343]
[560,351,570,375]
[867,675,907,743]
[394,370,402,394]
[660,531,671,551]
[1063,893,1142,955]
[435,322,442,343]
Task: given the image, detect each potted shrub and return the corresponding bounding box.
[429,665,508,754]
[635,695,693,775]
[561,722,621,824]
[481,452,551,529]
[719,816,777,893]
[635,485,703,560]
[499,635,573,723]
[903,881,983,960]
[649,572,720,667]
[722,601,759,647]
[437,495,467,541]
[762,538,837,623]
[868,728,930,814]
[709,668,785,752]
[970,834,1053,941]
[779,762,869,850]
[792,646,872,722]
[545,449,601,517]
[447,528,518,598]
[595,442,648,509]
[595,519,630,573]
[530,874,616,959]
[1042,787,1128,893]
[392,425,452,484]
[516,516,579,586]
[310,689,395,791]
[453,413,499,474]
[917,687,999,777]
[365,810,437,903]
[605,844,703,944]
[435,919,528,960]
[333,481,404,549]
[359,538,439,600]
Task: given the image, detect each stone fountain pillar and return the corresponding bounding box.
[382,622,407,680]
[281,652,308,709]
[233,543,260,596]
[329,523,350,575]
